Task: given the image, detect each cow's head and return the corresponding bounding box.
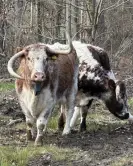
[7,34,72,95]
[104,79,133,120]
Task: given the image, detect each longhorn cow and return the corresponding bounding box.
[53,41,133,131]
[7,36,79,145]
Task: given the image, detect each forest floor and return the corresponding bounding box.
[0,82,133,166]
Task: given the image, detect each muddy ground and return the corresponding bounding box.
[0,90,133,166]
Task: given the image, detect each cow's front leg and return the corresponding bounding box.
[70,106,80,129]
[20,102,36,141]
[80,99,93,132]
[79,106,88,132]
[35,109,53,146]
[26,117,36,141]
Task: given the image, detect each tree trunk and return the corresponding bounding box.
[66,0,71,39]
[55,0,64,42]
[15,0,24,47]
[37,0,44,42]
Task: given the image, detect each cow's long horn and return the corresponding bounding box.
[7,50,26,79]
[47,32,73,54]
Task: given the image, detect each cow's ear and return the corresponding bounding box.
[108,79,116,91]
[116,81,126,99]
[46,47,58,60]
[15,47,23,53]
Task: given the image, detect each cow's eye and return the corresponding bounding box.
[27,57,30,61]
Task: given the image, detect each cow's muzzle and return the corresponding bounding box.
[32,72,46,82]
[114,111,133,121]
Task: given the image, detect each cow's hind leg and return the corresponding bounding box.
[58,104,66,131]
[62,95,76,135]
[62,77,78,135]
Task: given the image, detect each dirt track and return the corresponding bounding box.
[0,90,133,166]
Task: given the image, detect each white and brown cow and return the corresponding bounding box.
[57,41,133,132]
[7,37,79,145]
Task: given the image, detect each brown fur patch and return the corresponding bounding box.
[16,56,32,93]
[55,49,77,98]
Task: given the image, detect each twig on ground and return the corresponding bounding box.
[7,118,23,126]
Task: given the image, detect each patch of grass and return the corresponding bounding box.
[15,122,26,130]
[0,82,14,92]
[128,97,133,110]
[111,155,133,166]
[45,145,74,161]
[85,105,127,132]
[0,145,75,166]
[48,116,58,131]
[0,146,40,166]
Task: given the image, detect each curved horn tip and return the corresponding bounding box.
[7,50,25,79]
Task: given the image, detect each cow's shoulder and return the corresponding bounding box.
[87,44,111,71]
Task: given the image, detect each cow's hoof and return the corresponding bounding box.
[79,123,87,132]
[62,128,71,136]
[79,127,87,133]
[34,136,43,146]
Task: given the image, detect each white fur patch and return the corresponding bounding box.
[72,41,99,69]
[70,107,80,128]
[86,72,100,81]
[128,112,133,121]
[87,44,104,52]
[107,70,116,82]
[116,85,120,100]
[19,86,54,118]
[87,72,95,79]
[79,70,86,80]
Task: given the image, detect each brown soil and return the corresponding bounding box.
[1,90,133,166]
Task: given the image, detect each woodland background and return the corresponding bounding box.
[1,1,133,165]
[0,0,133,95]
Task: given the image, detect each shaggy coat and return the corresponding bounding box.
[10,43,79,145]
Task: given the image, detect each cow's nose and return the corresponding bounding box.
[33,72,45,81]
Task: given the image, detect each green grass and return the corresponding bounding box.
[0,82,15,92]
[128,97,133,110]
[86,110,127,132]
[111,155,133,166]
[48,116,58,131]
[0,145,75,166]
